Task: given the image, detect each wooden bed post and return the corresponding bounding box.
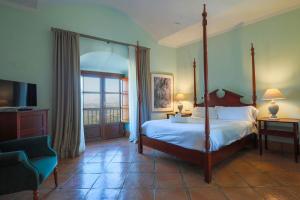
[193,58,197,107]
[251,43,257,107]
[137,41,143,154]
[251,43,258,148]
[202,4,212,183]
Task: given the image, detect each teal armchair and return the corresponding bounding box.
[0,136,58,200]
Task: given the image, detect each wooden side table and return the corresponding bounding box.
[166,112,192,119]
[257,118,299,162]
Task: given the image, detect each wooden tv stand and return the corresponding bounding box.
[0,109,48,141]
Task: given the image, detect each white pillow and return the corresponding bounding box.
[169,114,188,123]
[216,106,258,122]
[191,107,218,119]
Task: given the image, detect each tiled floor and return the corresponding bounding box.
[1,137,300,200]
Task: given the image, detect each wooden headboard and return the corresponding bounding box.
[195,89,251,107]
[192,44,257,108]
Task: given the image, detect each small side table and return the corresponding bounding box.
[166,112,192,119]
[257,118,299,162]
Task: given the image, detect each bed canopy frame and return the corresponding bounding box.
[136,4,257,183]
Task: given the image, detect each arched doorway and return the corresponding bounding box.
[80,39,129,141]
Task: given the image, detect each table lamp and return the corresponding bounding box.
[175,93,185,113]
[263,88,285,119]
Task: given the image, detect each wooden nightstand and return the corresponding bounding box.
[257,118,299,162]
[166,112,192,119]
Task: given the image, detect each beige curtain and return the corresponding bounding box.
[52,30,82,158]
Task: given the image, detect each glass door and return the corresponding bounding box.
[82,75,102,141]
[121,77,129,122]
[102,78,123,139]
[81,71,126,141]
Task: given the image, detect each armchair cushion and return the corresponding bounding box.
[30,156,57,182]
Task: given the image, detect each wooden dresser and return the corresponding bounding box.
[0,109,48,141]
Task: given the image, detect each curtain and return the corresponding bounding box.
[128,46,138,142]
[138,48,151,123]
[52,30,85,158]
[79,78,86,153]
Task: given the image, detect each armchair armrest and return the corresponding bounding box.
[0,151,28,166]
[0,136,57,158]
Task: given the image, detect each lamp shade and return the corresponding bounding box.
[263,88,285,100]
[175,93,185,101]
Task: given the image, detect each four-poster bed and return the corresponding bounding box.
[136,4,257,183]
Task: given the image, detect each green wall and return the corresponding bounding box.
[177,8,300,119]
[0,4,177,128]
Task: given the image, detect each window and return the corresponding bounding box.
[81,71,128,140]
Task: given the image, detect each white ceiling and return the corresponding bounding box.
[2,0,300,48]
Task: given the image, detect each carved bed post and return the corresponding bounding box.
[251,43,258,148]
[193,58,197,107]
[202,4,212,183]
[251,43,257,107]
[137,41,143,154]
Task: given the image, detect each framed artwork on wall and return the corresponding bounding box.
[151,73,174,112]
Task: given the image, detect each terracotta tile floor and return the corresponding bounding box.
[1,137,300,200]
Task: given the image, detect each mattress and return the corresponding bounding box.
[142,118,256,152]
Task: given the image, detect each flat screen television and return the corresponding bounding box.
[0,79,37,108]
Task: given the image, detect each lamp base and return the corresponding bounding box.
[178,104,183,114]
[268,101,279,119]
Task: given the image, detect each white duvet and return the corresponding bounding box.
[142,118,256,152]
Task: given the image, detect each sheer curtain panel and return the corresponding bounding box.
[128,46,138,142]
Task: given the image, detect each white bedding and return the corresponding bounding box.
[142,118,256,152]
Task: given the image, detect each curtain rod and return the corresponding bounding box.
[51,27,149,49]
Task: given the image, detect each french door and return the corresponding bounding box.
[81,71,127,141]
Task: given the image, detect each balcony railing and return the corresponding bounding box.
[83,108,122,125]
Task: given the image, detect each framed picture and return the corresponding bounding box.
[151,73,174,112]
